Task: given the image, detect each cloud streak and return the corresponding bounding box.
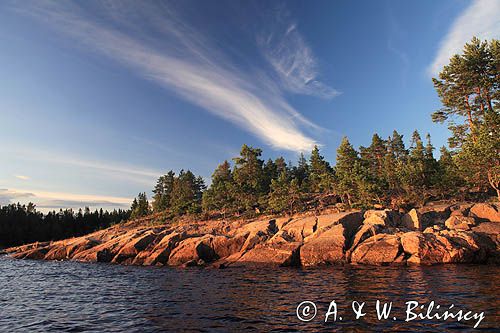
[0,188,131,212]
[428,0,500,76]
[259,17,340,99]
[11,1,335,151]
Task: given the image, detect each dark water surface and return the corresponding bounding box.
[1,256,498,332]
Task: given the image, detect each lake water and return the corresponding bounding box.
[1,255,498,332]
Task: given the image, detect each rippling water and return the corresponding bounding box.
[0,256,498,332]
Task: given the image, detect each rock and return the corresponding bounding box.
[401,231,483,265]
[211,234,247,258]
[300,224,345,266]
[350,234,402,265]
[141,232,186,266]
[363,210,400,227]
[469,203,500,222]
[450,203,473,217]
[112,232,157,264]
[168,236,217,266]
[11,247,49,260]
[444,216,476,230]
[234,236,301,267]
[400,209,422,230]
[281,216,317,241]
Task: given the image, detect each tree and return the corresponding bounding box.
[152,171,175,212]
[432,37,499,147]
[268,171,303,214]
[334,137,360,205]
[232,144,266,212]
[131,192,150,218]
[309,145,334,193]
[202,161,236,216]
[436,146,464,197]
[456,110,500,199]
[169,170,205,215]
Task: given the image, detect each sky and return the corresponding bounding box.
[1,0,499,212]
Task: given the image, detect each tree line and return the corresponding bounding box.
[130,37,499,219]
[0,203,130,247]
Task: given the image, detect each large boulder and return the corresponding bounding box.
[401,231,484,265]
[112,232,157,264]
[350,234,403,265]
[140,232,186,266]
[11,246,49,260]
[400,209,422,230]
[363,210,400,227]
[167,235,217,266]
[233,232,301,267]
[469,203,500,222]
[444,215,476,231]
[300,224,345,266]
[281,216,317,241]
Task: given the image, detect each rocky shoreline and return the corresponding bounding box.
[3,202,500,267]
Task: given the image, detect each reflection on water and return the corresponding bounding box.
[0,256,498,332]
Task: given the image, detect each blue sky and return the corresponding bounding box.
[1,0,499,212]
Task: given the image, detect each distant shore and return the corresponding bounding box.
[5,201,499,268]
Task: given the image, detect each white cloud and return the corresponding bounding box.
[428,0,500,76]
[259,21,340,99]
[5,146,161,186]
[11,1,332,152]
[0,188,131,212]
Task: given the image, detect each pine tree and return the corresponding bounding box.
[432,37,499,147]
[202,161,236,216]
[170,170,205,215]
[335,137,360,205]
[232,145,265,212]
[152,171,175,212]
[131,192,150,219]
[268,171,303,214]
[456,110,500,199]
[309,145,333,193]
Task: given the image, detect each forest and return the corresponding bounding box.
[2,37,498,247]
[130,38,499,220]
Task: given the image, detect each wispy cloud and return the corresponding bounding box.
[428,0,500,76]
[0,188,131,212]
[5,146,161,186]
[258,12,340,99]
[10,1,335,151]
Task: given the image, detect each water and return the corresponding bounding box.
[0,256,498,332]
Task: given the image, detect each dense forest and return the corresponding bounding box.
[129,37,499,219]
[0,204,130,247]
[1,38,498,247]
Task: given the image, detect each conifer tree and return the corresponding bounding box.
[232,145,265,212]
[202,161,236,216]
[268,171,303,214]
[152,171,175,212]
[309,145,334,193]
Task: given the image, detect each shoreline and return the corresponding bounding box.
[5,202,500,268]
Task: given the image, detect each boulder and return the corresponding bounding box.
[300,224,345,266]
[112,232,157,264]
[141,232,186,266]
[400,209,422,230]
[444,216,476,231]
[11,246,49,260]
[401,231,483,265]
[234,238,301,267]
[469,203,500,222]
[350,234,403,265]
[211,234,247,258]
[281,216,317,241]
[363,210,400,227]
[168,236,217,266]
